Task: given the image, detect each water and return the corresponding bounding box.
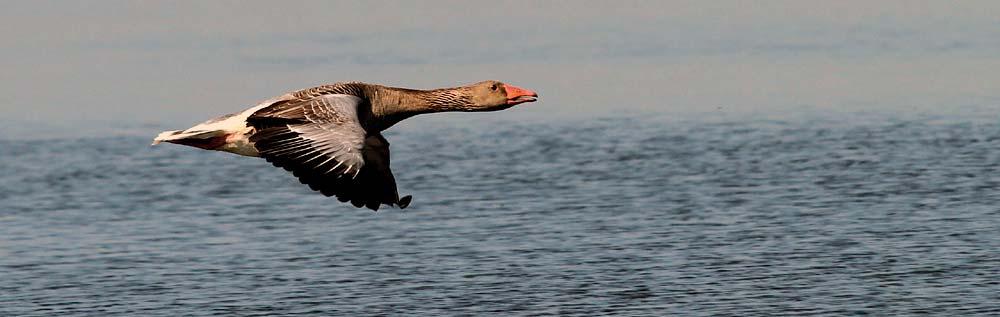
[2,113,999,316]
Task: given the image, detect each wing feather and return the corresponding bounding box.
[247,93,410,210]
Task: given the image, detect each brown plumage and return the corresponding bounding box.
[152,80,539,210]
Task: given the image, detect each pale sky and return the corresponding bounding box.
[2,1,1000,138]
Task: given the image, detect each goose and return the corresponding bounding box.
[152,81,539,210]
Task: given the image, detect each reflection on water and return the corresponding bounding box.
[2,114,998,315]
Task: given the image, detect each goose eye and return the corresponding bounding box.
[491,84,499,91]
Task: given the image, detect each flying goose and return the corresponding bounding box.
[153,81,539,210]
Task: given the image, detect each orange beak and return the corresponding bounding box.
[503,84,539,105]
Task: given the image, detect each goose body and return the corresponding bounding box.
[153,81,538,210]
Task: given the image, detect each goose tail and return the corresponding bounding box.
[151,129,224,147]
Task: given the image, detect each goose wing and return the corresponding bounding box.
[248,94,410,210]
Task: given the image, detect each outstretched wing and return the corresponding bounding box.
[248,94,411,210]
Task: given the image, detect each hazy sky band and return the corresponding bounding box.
[2,1,999,138]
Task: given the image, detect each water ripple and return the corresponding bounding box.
[2,115,999,316]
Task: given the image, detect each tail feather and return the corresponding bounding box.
[151,129,221,146]
[152,110,258,155]
[152,130,181,145]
